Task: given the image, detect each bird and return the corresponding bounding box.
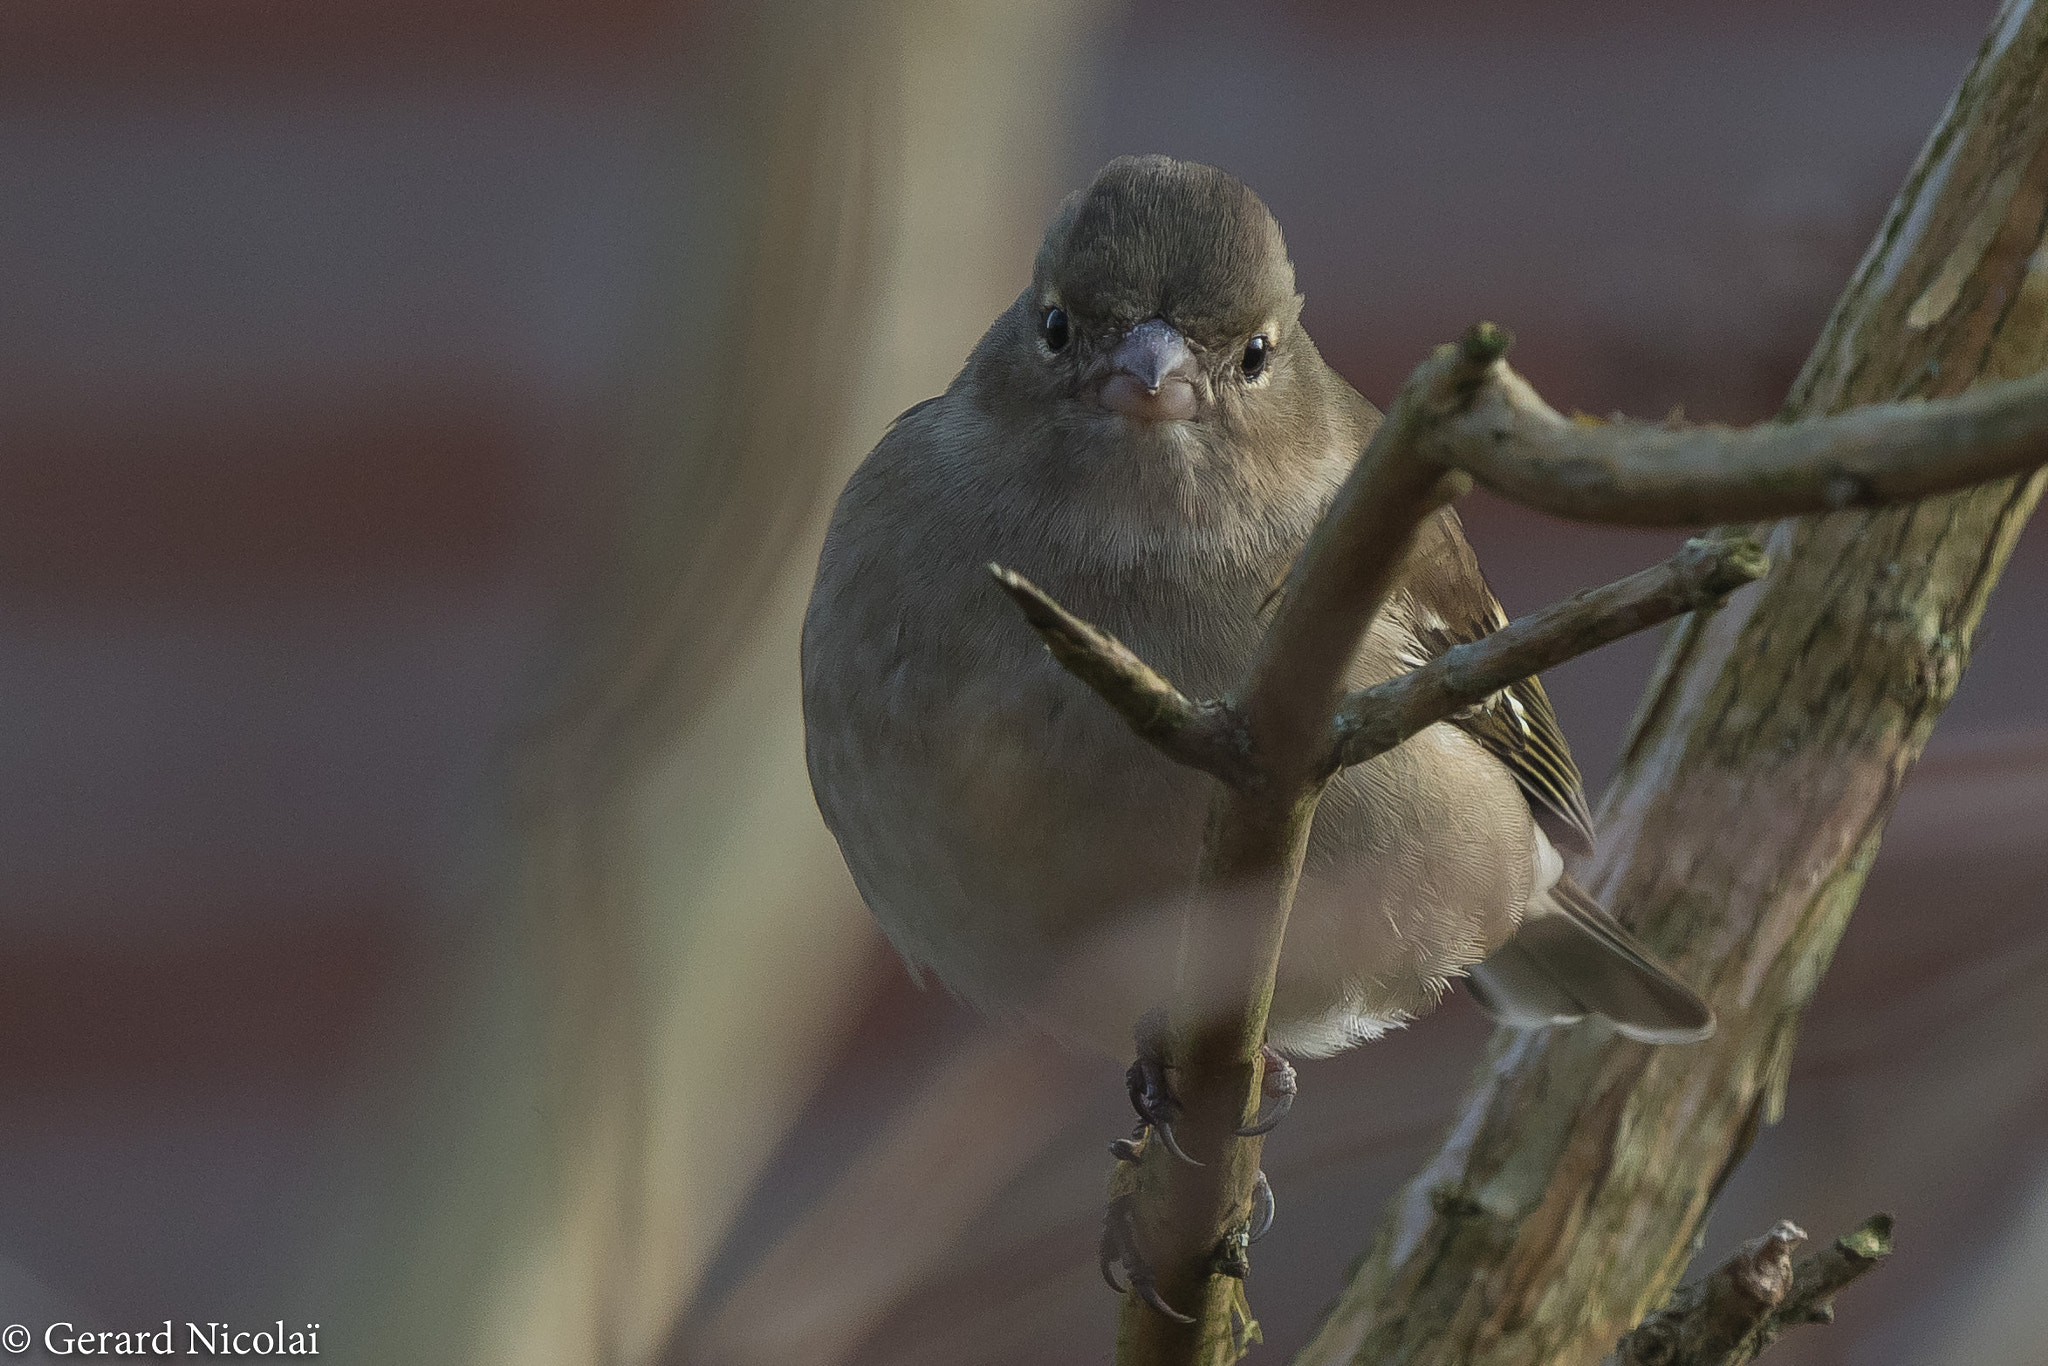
[801,153,1710,1089]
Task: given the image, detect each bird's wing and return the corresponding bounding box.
[1397,508,1598,855]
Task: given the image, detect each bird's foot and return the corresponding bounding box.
[1125,1007,1200,1165]
[1102,1008,1280,1325]
[1100,1169,1272,1319]
[1100,1192,1194,1324]
[1121,1019,1293,1157]
[1210,1168,1279,1283]
[1237,1045,1297,1137]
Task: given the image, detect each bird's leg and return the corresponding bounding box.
[1236,1044,1297,1136]
[1124,1006,1201,1165]
[1102,1013,1197,1322]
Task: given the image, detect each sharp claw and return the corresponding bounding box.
[1238,1047,1298,1137]
[1127,1010,1202,1164]
[1154,1119,1202,1167]
[1249,1170,1275,1243]
[1237,1088,1294,1137]
[1136,1278,1197,1325]
[1103,1195,1196,1324]
[1100,1228,1130,1292]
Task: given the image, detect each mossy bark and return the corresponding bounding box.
[1295,4,2048,1364]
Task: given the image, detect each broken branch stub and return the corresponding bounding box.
[1614,1215,1894,1366]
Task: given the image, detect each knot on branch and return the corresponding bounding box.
[1822,470,1876,510]
[1424,322,1517,416]
[1672,535,1774,597]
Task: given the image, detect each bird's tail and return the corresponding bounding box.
[1466,872,1714,1044]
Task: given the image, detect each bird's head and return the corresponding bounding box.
[973,156,1314,449]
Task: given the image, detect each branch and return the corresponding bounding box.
[1435,353,2048,525]
[990,370,1775,1366]
[1327,535,1769,771]
[994,321,2047,1366]
[1296,8,2048,1360]
[1777,1214,1896,1326]
[1103,331,1505,1366]
[988,564,1258,790]
[994,535,1770,790]
[1614,1216,1894,1366]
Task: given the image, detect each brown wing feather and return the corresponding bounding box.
[1528,874,1715,1041]
[1399,508,1598,854]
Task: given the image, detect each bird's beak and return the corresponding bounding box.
[1101,319,1199,424]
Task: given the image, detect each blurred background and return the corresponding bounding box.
[3,1,2043,1363]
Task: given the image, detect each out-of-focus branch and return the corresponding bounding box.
[1614,1216,1894,1366]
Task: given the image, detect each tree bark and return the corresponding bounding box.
[1295,4,2048,1364]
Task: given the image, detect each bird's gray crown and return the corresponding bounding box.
[1034,155,1299,347]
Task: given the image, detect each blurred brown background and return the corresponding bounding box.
[4,1,2043,1364]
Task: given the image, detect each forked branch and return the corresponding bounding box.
[989,564,1257,790]
[989,533,1770,790]
[989,320,2047,1366]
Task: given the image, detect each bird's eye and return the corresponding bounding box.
[1041,306,1070,352]
[1242,334,1270,378]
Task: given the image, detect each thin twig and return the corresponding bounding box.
[989,564,1257,789]
[1328,536,1770,771]
[1236,330,1504,787]
[1770,1214,1896,1334]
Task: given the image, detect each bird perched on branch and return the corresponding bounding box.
[802,154,1709,1081]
